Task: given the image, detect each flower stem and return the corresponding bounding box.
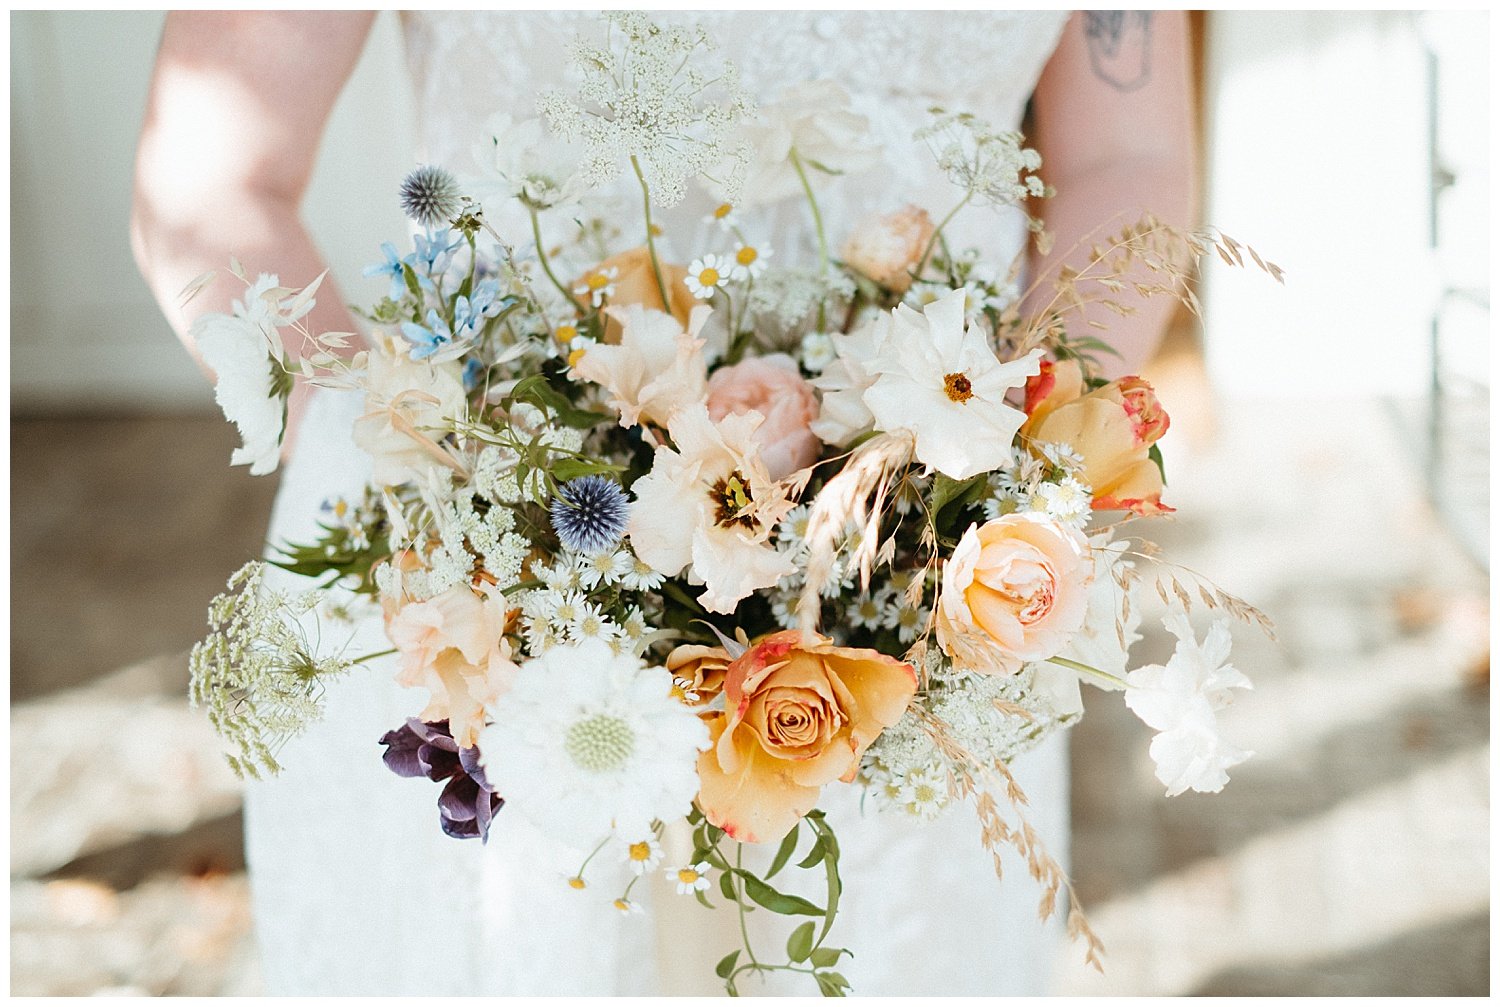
[789,149,830,273]
[349,647,398,666]
[1046,654,1127,689]
[631,155,672,308]
[735,844,760,967]
[528,206,575,305]
[915,189,973,280]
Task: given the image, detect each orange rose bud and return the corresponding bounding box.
[1021,365,1173,516]
[665,643,732,706]
[574,246,694,343]
[695,630,917,843]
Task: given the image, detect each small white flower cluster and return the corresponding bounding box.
[320,493,381,553]
[538,12,753,208]
[764,504,854,629]
[864,659,1079,820]
[471,406,587,505]
[916,109,1046,208]
[515,548,660,657]
[984,442,1092,530]
[907,250,1020,326]
[747,267,856,334]
[378,489,532,603]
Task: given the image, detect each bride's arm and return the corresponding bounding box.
[130,11,376,452]
[1024,11,1197,377]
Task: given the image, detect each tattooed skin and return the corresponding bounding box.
[1084,12,1154,93]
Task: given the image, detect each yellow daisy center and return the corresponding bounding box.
[697,267,720,288]
[628,842,652,862]
[677,868,701,884]
[736,246,758,266]
[613,899,632,912]
[943,371,975,403]
[587,273,610,291]
[568,347,587,368]
[555,324,578,344]
[713,203,734,219]
[568,876,587,890]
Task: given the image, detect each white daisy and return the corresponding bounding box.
[702,202,739,230]
[729,242,772,281]
[849,594,884,631]
[567,602,618,644]
[479,640,712,843]
[612,897,644,915]
[619,553,665,592]
[192,309,287,476]
[621,836,663,876]
[574,266,619,307]
[894,604,928,644]
[668,861,713,895]
[685,255,731,300]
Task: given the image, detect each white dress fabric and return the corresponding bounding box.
[246,10,1073,996]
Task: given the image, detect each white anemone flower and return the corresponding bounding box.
[468,112,584,212]
[192,310,287,476]
[628,403,796,614]
[570,304,711,429]
[862,288,1042,480]
[478,640,710,843]
[808,312,891,447]
[1124,612,1252,796]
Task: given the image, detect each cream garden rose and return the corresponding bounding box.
[841,205,935,293]
[936,513,1093,674]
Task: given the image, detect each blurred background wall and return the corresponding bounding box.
[10,10,415,410]
[10,10,1490,996]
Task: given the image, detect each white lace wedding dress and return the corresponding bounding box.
[246,11,1073,996]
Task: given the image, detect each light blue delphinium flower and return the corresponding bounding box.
[405,230,463,279]
[399,309,454,360]
[362,242,407,301]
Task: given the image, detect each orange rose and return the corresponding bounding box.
[574,246,694,342]
[936,514,1093,674]
[665,643,731,706]
[1022,359,1173,515]
[696,630,917,843]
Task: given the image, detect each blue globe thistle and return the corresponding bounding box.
[399,164,462,228]
[550,476,630,554]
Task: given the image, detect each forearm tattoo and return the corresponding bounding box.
[1083,12,1154,92]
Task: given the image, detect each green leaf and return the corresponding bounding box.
[1148,442,1167,485]
[719,869,738,902]
[766,823,800,880]
[694,889,716,911]
[809,947,844,968]
[796,835,827,870]
[401,262,423,303]
[736,871,824,916]
[814,972,849,997]
[786,921,816,962]
[929,472,988,530]
[714,950,740,979]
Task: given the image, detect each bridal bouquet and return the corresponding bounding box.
[188,13,1277,995]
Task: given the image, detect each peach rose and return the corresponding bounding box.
[841,205,935,293]
[705,353,821,480]
[385,584,518,748]
[1022,359,1174,515]
[665,643,731,706]
[574,246,694,342]
[936,514,1093,674]
[696,630,917,843]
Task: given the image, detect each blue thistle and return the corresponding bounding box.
[399,165,462,228]
[550,476,630,554]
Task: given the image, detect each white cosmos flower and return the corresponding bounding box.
[862,288,1042,480]
[571,304,710,429]
[737,80,879,206]
[192,310,286,476]
[469,112,584,212]
[1124,612,1252,797]
[478,640,710,843]
[628,403,796,614]
[809,312,891,447]
[1061,534,1142,683]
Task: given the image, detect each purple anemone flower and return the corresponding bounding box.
[379,718,504,842]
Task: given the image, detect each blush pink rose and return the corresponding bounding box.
[705,353,821,480]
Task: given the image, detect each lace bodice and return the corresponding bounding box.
[400,11,1069,263]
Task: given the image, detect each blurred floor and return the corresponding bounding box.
[9,399,1490,996]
